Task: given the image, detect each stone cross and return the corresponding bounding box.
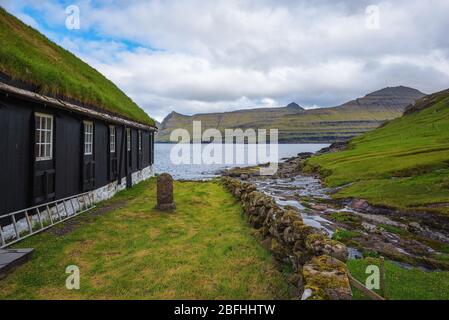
[156,173,176,211]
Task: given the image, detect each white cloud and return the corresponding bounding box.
[2,0,449,122]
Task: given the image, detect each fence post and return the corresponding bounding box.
[380,256,386,298]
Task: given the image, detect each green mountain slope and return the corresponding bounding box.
[305,89,449,216]
[0,7,154,126]
[156,87,424,142]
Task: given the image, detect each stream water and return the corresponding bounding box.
[249,173,448,268]
[253,176,336,236]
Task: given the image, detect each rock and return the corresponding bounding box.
[270,238,288,262]
[301,288,313,300]
[362,222,377,233]
[310,204,328,211]
[287,273,304,288]
[305,233,348,262]
[302,255,352,300]
[350,199,370,212]
[408,222,423,232]
[278,210,303,229]
[156,173,176,211]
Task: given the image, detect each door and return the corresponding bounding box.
[108,126,118,180]
[82,121,95,191]
[125,128,132,188]
[32,113,56,204]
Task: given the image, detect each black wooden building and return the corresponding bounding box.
[0,81,157,217]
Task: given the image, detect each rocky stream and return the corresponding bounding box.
[223,152,449,272]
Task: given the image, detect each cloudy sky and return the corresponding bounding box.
[2,0,449,122]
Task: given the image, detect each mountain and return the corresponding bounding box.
[0,7,154,126]
[306,88,449,218]
[156,86,425,143]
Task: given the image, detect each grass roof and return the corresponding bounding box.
[0,7,155,126]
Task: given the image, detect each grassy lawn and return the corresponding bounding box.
[0,8,154,126]
[0,179,291,300]
[348,258,449,300]
[305,93,449,215]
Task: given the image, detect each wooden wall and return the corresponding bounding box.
[0,93,154,217]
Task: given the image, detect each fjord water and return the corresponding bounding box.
[154,143,329,180]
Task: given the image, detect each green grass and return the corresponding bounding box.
[0,7,154,126]
[332,229,360,242]
[330,211,361,224]
[348,258,449,300]
[0,179,291,300]
[379,224,408,236]
[305,92,449,215]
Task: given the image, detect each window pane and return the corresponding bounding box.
[46,131,51,144]
[45,144,50,158]
[37,128,41,145]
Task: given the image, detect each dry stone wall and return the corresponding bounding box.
[221,176,352,300]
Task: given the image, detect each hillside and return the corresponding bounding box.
[0,7,154,126]
[305,88,449,217]
[156,86,424,143]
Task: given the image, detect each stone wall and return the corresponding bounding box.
[221,176,352,300]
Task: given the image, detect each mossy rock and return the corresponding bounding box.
[306,233,348,262]
[270,237,288,261]
[302,255,352,300]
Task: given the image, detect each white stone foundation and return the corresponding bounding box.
[92,165,154,203]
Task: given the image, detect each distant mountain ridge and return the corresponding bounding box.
[156,86,425,143]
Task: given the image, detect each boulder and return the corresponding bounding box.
[302,255,352,300]
[156,173,176,211]
[350,199,370,212]
[270,237,288,262]
[305,233,348,262]
[408,222,424,232]
[361,222,377,233]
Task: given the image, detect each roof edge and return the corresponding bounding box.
[0,81,158,131]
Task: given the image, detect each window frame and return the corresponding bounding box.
[109,125,116,154]
[84,121,94,156]
[35,113,54,162]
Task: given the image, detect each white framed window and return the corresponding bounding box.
[84,121,94,155]
[35,113,53,161]
[138,131,142,151]
[110,126,116,153]
[126,129,131,151]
